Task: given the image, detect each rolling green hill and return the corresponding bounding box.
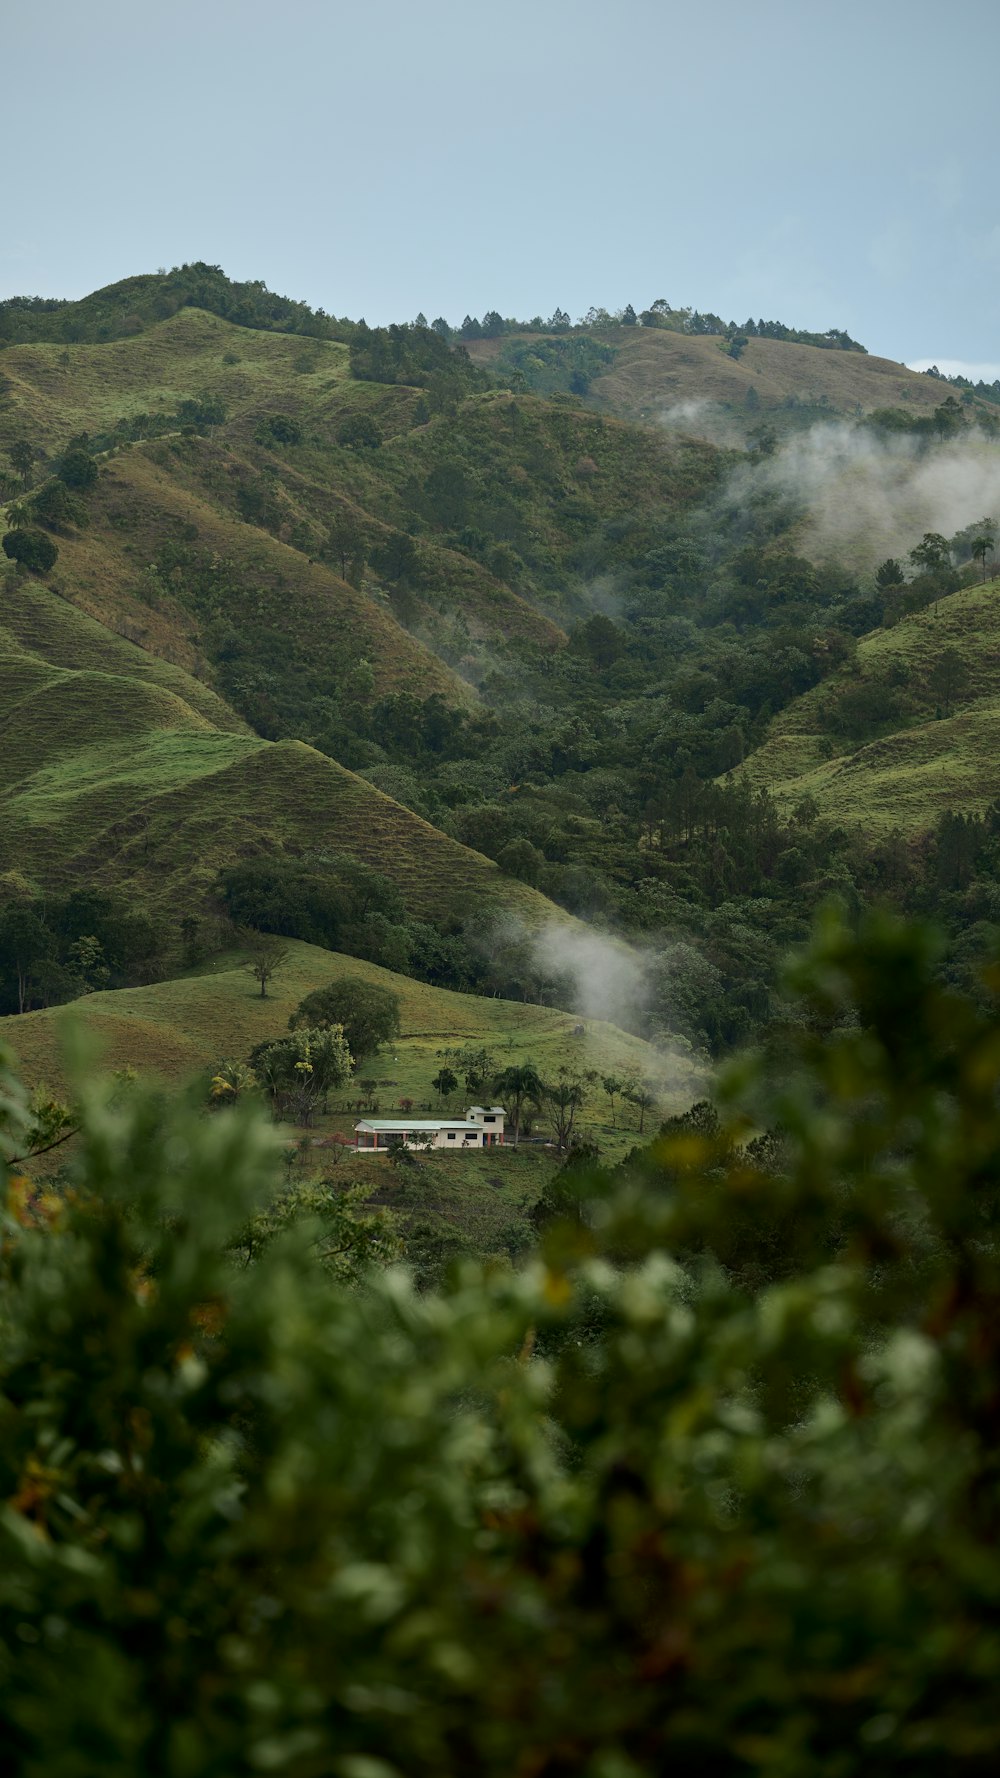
[0,636,561,932]
[738,578,1000,832]
[5,266,997,1072]
[0,308,352,457]
[6,939,697,1156]
[0,575,246,728]
[468,326,955,432]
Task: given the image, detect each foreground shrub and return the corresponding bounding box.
[2,915,1000,1773]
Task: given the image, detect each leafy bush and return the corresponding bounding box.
[257,413,303,446]
[248,1023,352,1122]
[56,447,98,489]
[336,412,383,450]
[3,916,1000,1771]
[0,527,58,572]
[29,478,89,532]
[289,977,401,1062]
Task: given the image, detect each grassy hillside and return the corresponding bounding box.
[1,304,719,619]
[0,309,352,457]
[469,327,956,432]
[0,658,560,928]
[0,574,246,728]
[739,578,1000,832]
[6,940,698,1157]
[65,443,478,705]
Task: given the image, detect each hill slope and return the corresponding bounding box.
[468,327,954,433]
[6,940,699,1149]
[739,578,1000,832]
[0,642,561,930]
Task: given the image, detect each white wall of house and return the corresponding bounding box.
[355,1106,506,1151]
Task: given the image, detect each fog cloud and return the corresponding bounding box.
[725,421,1000,570]
[658,397,747,449]
[525,917,711,1098]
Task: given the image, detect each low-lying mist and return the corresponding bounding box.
[659,396,1000,572]
[730,422,1000,570]
[520,917,712,1101]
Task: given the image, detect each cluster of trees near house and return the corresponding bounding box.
[210,969,658,1151]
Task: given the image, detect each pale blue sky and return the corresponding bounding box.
[5,0,998,369]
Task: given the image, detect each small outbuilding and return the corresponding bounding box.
[354,1105,506,1151]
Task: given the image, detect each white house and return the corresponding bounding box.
[354,1105,506,1151]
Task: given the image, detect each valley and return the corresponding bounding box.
[3,265,1000,1210]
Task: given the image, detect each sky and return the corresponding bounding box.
[4,0,998,372]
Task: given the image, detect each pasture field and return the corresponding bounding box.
[0,309,352,455]
[6,940,701,1178]
[468,327,955,429]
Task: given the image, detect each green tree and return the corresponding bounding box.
[336,412,383,450]
[874,556,906,593]
[324,510,367,582]
[909,531,951,576]
[452,1045,498,1098]
[57,448,98,490]
[243,929,289,998]
[493,1062,544,1146]
[431,1066,458,1104]
[971,531,995,583]
[495,837,545,886]
[573,612,625,670]
[30,479,89,533]
[623,1080,656,1133]
[544,1074,585,1150]
[66,934,110,993]
[258,413,303,446]
[928,644,967,716]
[1,528,58,573]
[249,1024,353,1123]
[601,1072,624,1127]
[208,1059,259,1107]
[8,439,35,486]
[0,904,53,1013]
[289,977,401,1063]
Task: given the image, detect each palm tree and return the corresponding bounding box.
[602,1074,623,1128]
[545,1078,584,1151]
[493,1064,544,1147]
[971,534,995,584]
[624,1084,657,1135]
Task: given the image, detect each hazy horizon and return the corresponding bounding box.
[4,0,998,369]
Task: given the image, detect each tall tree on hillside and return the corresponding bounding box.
[874,557,906,594]
[8,440,35,487]
[0,904,53,1014]
[971,531,995,583]
[545,1075,585,1151]
[601,1074,624,1128]
[249,1025,352,1125]
[929,645,967,717]
[243,930,289,999]
[289,978,399,1064]
[493,1064,544,1147]
[432,1067,458,1105]
[909,532,951,577]
[324,511,367,583]
[623,1081,657,1135]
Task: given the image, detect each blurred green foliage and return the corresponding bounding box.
[2,913,1000,1773]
